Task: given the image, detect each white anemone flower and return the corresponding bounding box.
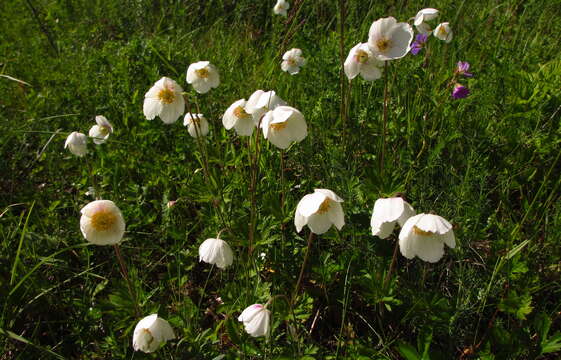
[399,213,456,263]
[260,106,307,149]
[88,115,113,145]
[183,113,209,138]
[433,22,453,43]
[80,200,126,245]
[414,8,439,34]
[273,0,289,17]
[344,43,384,81]
[371,197,415,239]
[281,48,306,75]
[294,189,345,235]
[222,99,255,136]
[367,16,414,60]
[186,61,220,94]
[64,131,87,157]
[132,314,175,353]
[199,238,234,269]
[238,304,271,337]
[143,77,185,124]
[245,90,286,124]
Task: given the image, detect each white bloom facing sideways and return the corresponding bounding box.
[222,99,255,136]
[80,200,125,245]
[238,304,271,337]
[399,213,456,263]
[273,0,289,17]
[186,61,220,94]
[295,189,345,235]
[183,113,209,138]
[199,238,234,269]
[132,314,175,353]
[88,115,113,145]
[434,22,453,43]
[281,48,306,75]
[65,131,87,157]
[245,90,287,124]
[143,77,185,124]
[344,42,384,81]
[414,8,439,34]
[368,16,414,60]
[260,105,307,149]
[371,197,415,239]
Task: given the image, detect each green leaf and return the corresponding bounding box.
[396,341,421,360]
[542,332,561,354]
[498,291,533,320]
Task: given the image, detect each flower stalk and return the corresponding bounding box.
[113,244,140,317]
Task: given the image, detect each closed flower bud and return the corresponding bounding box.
[371,197,416,239]
[238,304,271,337]
[199,238,234,269]
[132,314,175,353]
[64,131,88,157]
[183,113,209,138]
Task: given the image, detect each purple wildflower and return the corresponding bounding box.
[410,34,428,55]
[452,83,470,99]
[456,61,473,77]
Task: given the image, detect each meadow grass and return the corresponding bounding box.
[1,0,560,358]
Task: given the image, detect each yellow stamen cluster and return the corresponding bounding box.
[158,88,175,104]
[90,210,117,232]
[233,106,249,119]
[287,58,296,66]
[376,38,391,52]
[413,226,434,236]
[438,26,447,37]
[270,122,287,131]
[142,328,154,345]
[317,198,331,214]
[195,68,210,78]
[355,49,369,64]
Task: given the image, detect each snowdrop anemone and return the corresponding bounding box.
[183,113,209,138]
[413,8,439,34]
[88,115,113,145]
[260,105,307,149]
[80,200,126,245]
[434,22,453,43]
[186,61,220,94]
[246,90,286,124]
[222,99,255,136]
[344,42,384,81]
[368,17,414,60]
[273,0,289,17]
[295,189,344,235]
[64,131,87,157]
[198,238,234,269]
[398,213,456,263]
[132,314,175,353]
[143,77,185,124]
[281,48,306,75]
[238,304,271,337]
[371,197,416,239]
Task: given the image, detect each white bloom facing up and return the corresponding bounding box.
[132,314,175,353]
[294,189,344,235]
[260,106,307,149]
[80,200,126,245]
[434,22,453,43]
[281,48,306,75]
[199,238,234,269]
[186,61,220,94]
[414,8,439,34]
[238,304,271,337]
[368,16,414,60]
[399,213,456,263]
[222,99,255,136]
[273,0,289,17]
[143,77,185,124]
[245,90,286,124]
[371,197,416,239]
[344,43,384,81]
[89,115,113,145]
[65,131,87,157]
[183,113,209,138]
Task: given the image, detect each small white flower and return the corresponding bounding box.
[143,77,185,124]
[399,213,456,263]
[80,200,126,245]
[294,189,344,235]
[370,197,415,239]
[260,106,307,149]
[433,22,453,43]
[223,99,255,136]
[183,113,209,138]
[414,8,439,34]
[368,16,414,60]
[199,238,234,269]
[88,115,113,145]
[273,0,290,17]
[344,43,384,81]
[186,61,220,94]
[132,314,175,353]
[64,131,87,157]
[238,304,271,337]
[281,48,306,75]
[245,90,286,124]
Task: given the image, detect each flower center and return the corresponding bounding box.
[413,226,434,236]
[287,58,296,66]
[376,38,392,53]
[355,49,369,64]
[142,328,154,345]
[158,88,175,104]
[233,106,249,119]
[195,68,210,78]
[99,126,110,136]
[90,210,117,232]
[438,26,447,37]
[270,122,287,131]
[317,198,331,214]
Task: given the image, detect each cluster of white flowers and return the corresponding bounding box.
[64,115,114,157]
